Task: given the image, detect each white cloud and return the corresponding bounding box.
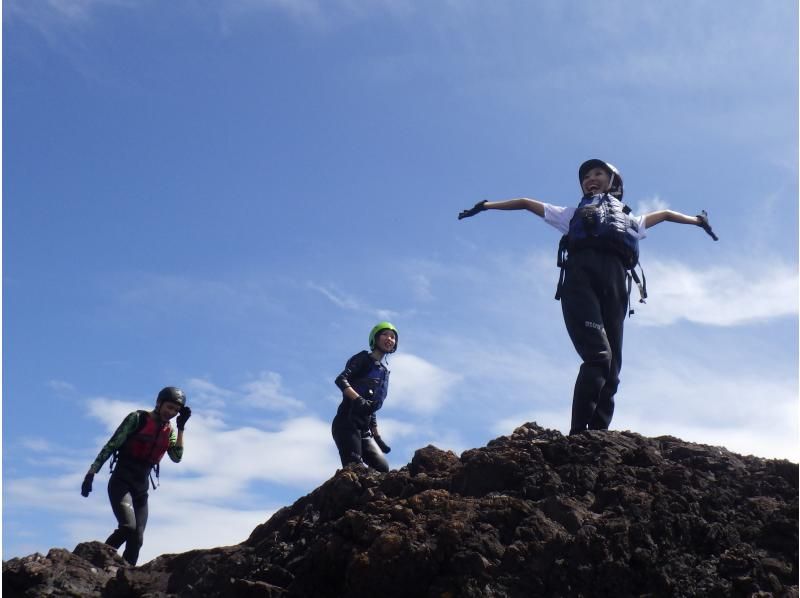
[185,378,234,411]
[388,353,462,415]
[635,259,798,327]
[635,195,670,215]
[86,398,142,432]
[62,501,276,564]
[240,371,305,412]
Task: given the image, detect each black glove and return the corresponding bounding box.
[81,473,94,497]
[374,436,391,454]
[696,210,718,241]
[458,200,488,220]
[176,405,192,430]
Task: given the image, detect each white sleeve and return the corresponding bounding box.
[542,203,575,235]
[629,214,648,240]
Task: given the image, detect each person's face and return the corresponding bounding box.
[375,330,397,353]
[581,167,611,196]
[158,401,181,420]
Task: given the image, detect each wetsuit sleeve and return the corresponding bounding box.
[334,351,371,394]
[89,412,140,474]
[167,428,183,463]
[542,203,575,234]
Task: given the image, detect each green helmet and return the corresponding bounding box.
[369,321,398,352]
[156,386,186,408]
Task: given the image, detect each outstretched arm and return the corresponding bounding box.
[644,209,719,240]
[458,198,545,219]
[643,210,700,228]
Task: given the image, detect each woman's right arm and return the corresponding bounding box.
[484,198,546,216]
[334,352,370,401]
[459,197,546,220]
[87,412,140,474]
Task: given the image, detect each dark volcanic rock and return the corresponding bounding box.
[4,423,798,597]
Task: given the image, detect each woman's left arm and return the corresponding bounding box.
[643,210,701,228]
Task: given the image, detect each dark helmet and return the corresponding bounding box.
[369,321,398,353]
[579,158,624,199]
[156,386,186,408]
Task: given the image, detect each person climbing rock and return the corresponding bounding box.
[332,322,397,472]
[458,158,717,435]
[80,386,191,566]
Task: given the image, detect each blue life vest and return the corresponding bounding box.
[350,360,390,411]
[566,193,640,269]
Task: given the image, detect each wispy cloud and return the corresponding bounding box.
[635,195,670,215]
[47,380,77,394]
[240,371,305,412]
[185,378,235,411]
[8,0,130,25]
[307,281,399,321]
[21,438,54,453]
[635,258,798,327]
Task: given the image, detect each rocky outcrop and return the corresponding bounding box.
[4,423,798,597]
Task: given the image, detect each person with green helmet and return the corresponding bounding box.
[332,322,398,472]
[458,159,717,435]
[80,386,191,566]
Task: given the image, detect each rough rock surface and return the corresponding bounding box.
[4,423,798,597]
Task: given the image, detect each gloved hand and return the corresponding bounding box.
[176,405,192,431]
[458,200,488,220]
[81,473,94,497]
[696,210,718,241]
[352,396,377,415]
[374,435,391,454]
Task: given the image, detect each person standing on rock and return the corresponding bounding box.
[458,159,717,435]
[332,322,397,472]
[80,386,191,566]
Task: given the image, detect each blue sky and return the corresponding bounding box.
[3,0,797,564]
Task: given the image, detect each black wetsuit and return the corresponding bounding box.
[331,350,390,472]
[555,193,643,434]
[560,248,629,433]
[105,460,152,566]
[89,411,181,566]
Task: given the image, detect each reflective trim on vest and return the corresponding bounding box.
[567,194,640,268]
[121,413,171,465]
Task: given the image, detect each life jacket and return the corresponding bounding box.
[350,360,390,411]
[556,193,647,314]
[118,411,172,466]
[566,193,640,268]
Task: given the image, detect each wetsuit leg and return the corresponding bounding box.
[560,252,614,434]
[106,475,149,566]
[361,437,389,473]
[332,417,364,467]
[590,274,628,429]
[122,491,148,566]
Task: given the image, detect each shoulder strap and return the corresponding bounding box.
[626,263,648,317]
